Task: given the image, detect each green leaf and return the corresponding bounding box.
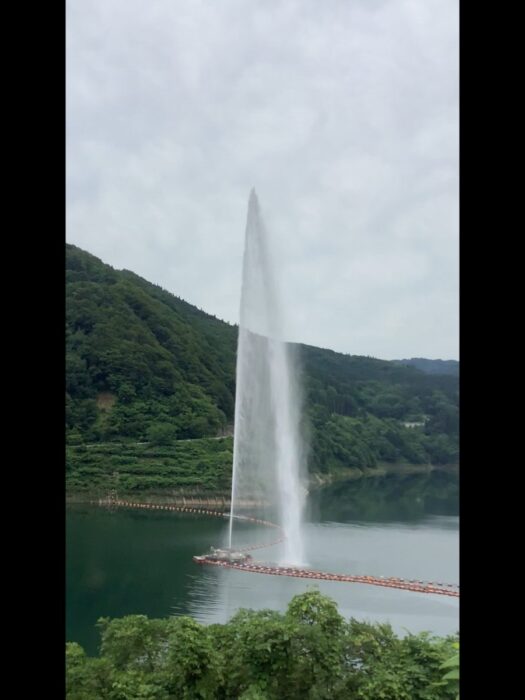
[441,653,459,668]
[442,668,459,680]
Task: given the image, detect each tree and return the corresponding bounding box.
[66,643,113,699]
[66,594,458,700]
[147,423,177,446]
[160,617,222,699]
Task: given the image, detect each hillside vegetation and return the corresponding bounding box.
[66,244,458,494]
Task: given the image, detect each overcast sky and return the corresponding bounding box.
[66,0,458,361]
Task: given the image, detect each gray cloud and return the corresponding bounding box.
[67,0,458,360]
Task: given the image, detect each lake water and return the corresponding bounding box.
[66,471,459,655]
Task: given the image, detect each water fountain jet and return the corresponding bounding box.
[228,190,306,566]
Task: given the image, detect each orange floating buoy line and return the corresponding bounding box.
[99,498,459,598]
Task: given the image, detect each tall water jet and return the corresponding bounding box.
[228,190,306,565]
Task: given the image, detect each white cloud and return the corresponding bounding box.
[67,0,459,360]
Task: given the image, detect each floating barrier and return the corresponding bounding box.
[102,499,459,598]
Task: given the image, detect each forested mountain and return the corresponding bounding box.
[393,358,459,377]
[66,244,237,442]
[66,244,459,491]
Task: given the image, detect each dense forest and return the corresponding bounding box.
[66,244,459,494]
[66,590,459,700]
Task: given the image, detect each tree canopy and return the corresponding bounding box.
[66,590,459,700]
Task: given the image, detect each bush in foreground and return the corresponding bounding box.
[66,590,459,699]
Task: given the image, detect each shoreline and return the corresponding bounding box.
[309,462,458,489]
[66,462,458,505]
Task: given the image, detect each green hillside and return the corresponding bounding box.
[66,244,458,494]
[66,244,237,442]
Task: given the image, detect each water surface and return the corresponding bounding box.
[66,472,458,655]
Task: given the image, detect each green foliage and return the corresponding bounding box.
[439,642,459,699]
[66,642,114,699]
[147,423,177,446]
[66,592,458,700]
[66,244,459,489]
[162,616,222,699]
[65,438,234,495]
[66,245,234,443]
[286,588,343,632]
[97,615,166,672]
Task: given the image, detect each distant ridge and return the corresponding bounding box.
[393,358,459,377]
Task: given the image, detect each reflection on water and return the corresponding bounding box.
[67,471,458,655]
[309,471,459,524]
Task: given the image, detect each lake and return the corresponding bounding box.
[66,471,459,655]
